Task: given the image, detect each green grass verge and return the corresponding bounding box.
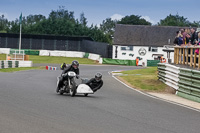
[29,55,98,64]
[0,54,98,72]
[0,54,98,64]
[118,67,167,92]
[0,66,45,72]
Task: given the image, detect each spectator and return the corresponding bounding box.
[190,28,198,45]
[196,28,200,34]
[185,33,191,45]
[177,31,184,46]
[173,31,179,45]
[180,29,187,44]
[195,32,200,55]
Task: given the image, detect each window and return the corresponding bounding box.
[121,46,133,51]
[149,47,158,52]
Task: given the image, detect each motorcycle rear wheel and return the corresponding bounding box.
[59,90,64,95]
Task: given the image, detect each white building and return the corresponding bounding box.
[112,24,180,65]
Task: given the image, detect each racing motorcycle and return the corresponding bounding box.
[57,71,77,97]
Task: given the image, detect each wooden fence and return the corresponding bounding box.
[174,46,200,69]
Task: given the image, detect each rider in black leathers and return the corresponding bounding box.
[57,60,80,93]
[60,62,67,70]
[86,72,103,92]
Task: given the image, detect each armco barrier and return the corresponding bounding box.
[88,53,100,61]
[0,48,10,54]
[158,63,179,90]
[177,68,200,102]
[158,63,200,103]
[0,60,19,69]
[0,60,32,69]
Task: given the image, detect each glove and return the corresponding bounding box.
[76,75,80,79]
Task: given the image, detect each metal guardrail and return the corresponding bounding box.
[0,60,19,69]
[158,63,200,103]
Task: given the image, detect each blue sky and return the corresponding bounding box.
[1,0,200,26]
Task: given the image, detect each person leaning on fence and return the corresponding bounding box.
[176,31,185,61]
[180,29,187,44]
[185,33,192,62]
[173,31,179,45]
[177,31,184,46]
[194,33,200,63]
[190,28,198,45]
[186,33,191,44]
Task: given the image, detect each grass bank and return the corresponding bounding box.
[117,67,168,92]
[0,54,97,72]
[29,55,97,64]
[0,66,45,72]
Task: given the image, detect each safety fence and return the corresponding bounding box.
[102,58,160,66]
[0,33,111,58]
[102,58,136,66]
[1,48,162,66]
[158,63,200,103]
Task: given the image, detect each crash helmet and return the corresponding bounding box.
[72,60,79,69]
[95,72,102,82]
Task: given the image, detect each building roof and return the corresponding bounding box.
[113,24,184,47]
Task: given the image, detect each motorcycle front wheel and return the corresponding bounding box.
[69,79,76,97]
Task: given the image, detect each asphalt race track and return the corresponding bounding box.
[0,65,200,133]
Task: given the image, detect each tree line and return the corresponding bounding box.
[0,7,199,44]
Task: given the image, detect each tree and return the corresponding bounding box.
[0,14,9,32]
[100,18,117,44]
[80,12,87,27]
[158,14,191,27]
[118,15,151,25]
[190,21,200,27]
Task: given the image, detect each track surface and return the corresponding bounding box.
[0,65,199,133]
